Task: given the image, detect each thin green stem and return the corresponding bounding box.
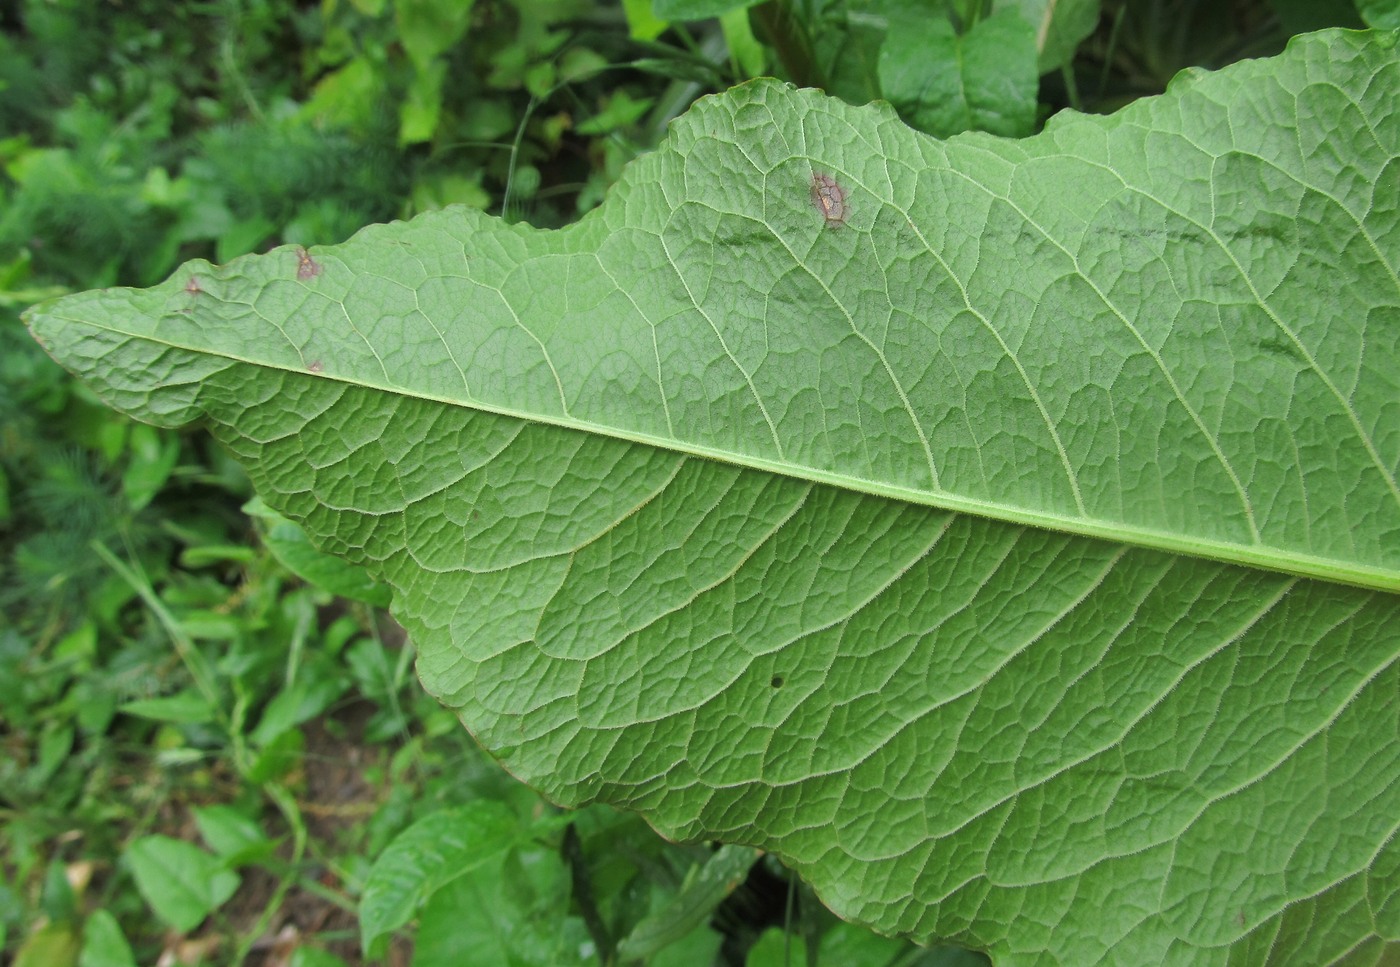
[92,540,224,724]
[230,783,308,967]
[750,0,824,90]
[783,872,796,967]
[1096,2,1129,101]
[564,823,613,964]
[1061,60,1083,113]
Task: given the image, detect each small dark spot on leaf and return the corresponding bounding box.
[810,172,848,228]
[770,676,784,688]
[1225,222,1289,243]
[184,276,203,295]
[307,360,323,373]
[296,247,322,281]
[717,228,774,248]
[1258,337,1302,362]
[1235,911,1247,928]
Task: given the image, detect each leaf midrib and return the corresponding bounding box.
[49,308,1400,592]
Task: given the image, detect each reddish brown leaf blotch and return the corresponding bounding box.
[296,247,322,281]
[810,172,848,227]
[184,276,203,295]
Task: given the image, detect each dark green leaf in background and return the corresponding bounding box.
[118,690,216,725]
[124,836,239,934]
[192,804,276,867]
[397,0,475,70]
[997,0,1102,72]
[1269,0,1365,34]
[249,675,352,747]
[1358,0,1400,28]
[412,842,590,967]
[13,922,80,967]
[653,0,749,22]
[287,949,351,967]
[359,802,531,953]
[879,7,1039,138]
[77,911,137,967]
[616,845,759,961]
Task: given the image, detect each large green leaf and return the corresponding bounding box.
[26,29,1400,964]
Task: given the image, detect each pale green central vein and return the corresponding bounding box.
[50,311,1400,592]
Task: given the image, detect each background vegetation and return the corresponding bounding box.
[0,0,1380,964]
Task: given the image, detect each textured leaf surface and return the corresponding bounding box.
[244,495,392,605]
[26,30,1400,964]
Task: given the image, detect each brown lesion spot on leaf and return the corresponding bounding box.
[184,276,203,295]
[307,360,324,373]
[296,247,322,281]
[810,172,848,228]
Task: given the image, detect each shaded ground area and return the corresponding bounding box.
[183,704,413,966]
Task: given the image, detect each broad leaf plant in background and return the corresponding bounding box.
[21,15,1400,967]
